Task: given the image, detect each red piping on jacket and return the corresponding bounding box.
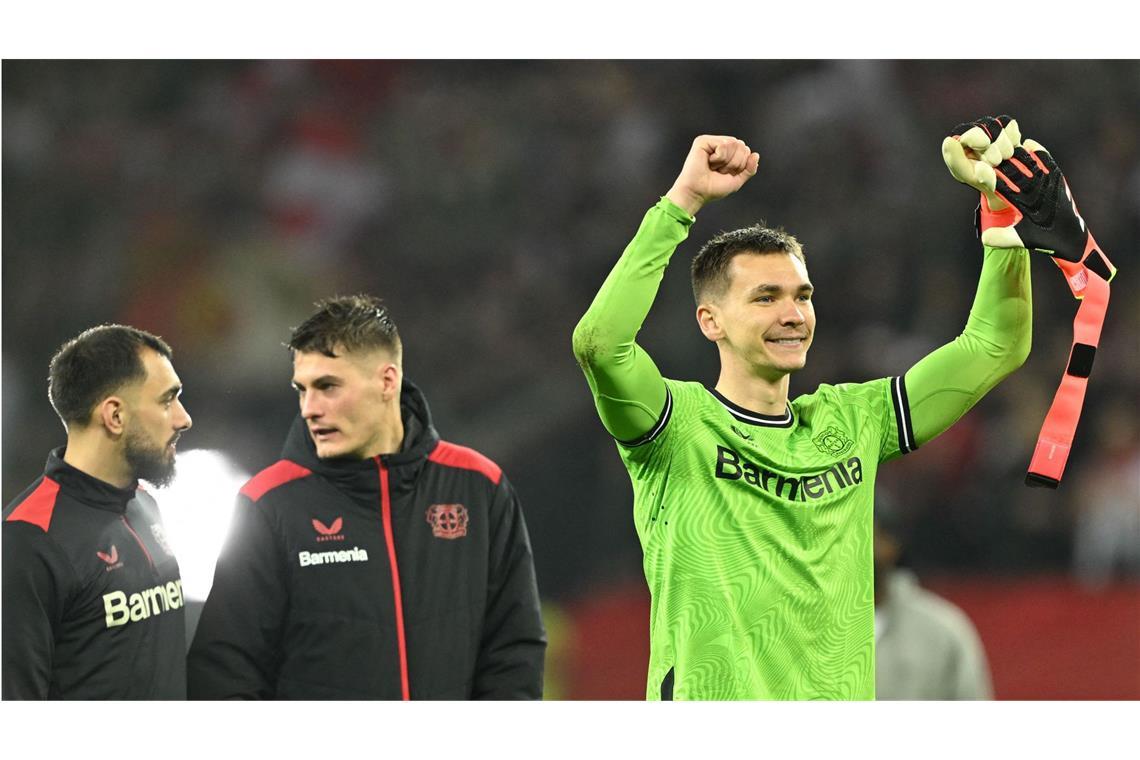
[376,458,410,700]
[121,515,156,570]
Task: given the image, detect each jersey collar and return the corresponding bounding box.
[706,388,794,429]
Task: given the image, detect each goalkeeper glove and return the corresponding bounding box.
[943,115,1115,279]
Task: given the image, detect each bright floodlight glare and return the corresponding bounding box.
[146,448,250,601]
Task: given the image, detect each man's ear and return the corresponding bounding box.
[696,303,724,342]
[378,361,402,400]
[97,396,127,437]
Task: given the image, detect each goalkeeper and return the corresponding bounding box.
[571,120,1051,699]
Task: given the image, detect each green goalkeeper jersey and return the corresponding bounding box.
[573,197,1032,700]
[621,376,911,699]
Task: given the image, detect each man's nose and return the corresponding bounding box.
[300,393,321,419]
[176,400,193,431]
[780,301,806,325]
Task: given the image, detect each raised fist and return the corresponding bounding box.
[666,135,760,216]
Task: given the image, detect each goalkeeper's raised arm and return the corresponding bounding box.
[571,136,759,443]
[902,117,1037,448]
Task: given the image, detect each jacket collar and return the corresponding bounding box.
[281,378,441,498]
[44,447,138,514]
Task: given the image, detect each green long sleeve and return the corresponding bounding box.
[572,198,694,442]
[904,245,1033,446]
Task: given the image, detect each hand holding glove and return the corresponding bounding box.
[943,114,1116,293]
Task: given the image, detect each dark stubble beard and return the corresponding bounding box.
[124,427,177,488]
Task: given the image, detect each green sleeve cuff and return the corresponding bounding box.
[982,244,1029,257]
[655,196,696,227]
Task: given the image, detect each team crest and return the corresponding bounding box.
[812,426,853,457]
[149,523,174,556]
[426,504,469,540]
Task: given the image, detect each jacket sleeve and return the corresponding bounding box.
[187,496,289,699]
[472,475,547,699]
[2,522,69,699]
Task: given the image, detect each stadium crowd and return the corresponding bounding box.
[4,60,1138,601]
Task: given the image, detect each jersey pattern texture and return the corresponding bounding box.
[619,377,910,700]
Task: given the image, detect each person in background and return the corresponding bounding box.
[874,510,993,700]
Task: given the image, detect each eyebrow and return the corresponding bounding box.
[291,374,339,391]
[159,384,182,402]
[747,282,814,297]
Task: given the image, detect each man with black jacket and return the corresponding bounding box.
[3,325,193,699]
[187,295,546,699]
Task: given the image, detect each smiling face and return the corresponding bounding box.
[291,347,399,460]
[697,251,816,381]
[123,348,192,487]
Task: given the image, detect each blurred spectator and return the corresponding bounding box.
[875,511,994,700]
[1069,401,1140,588]
[3,60,1139,605]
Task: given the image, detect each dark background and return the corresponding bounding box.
[4,60,1137,697]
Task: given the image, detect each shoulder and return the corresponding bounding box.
[795,378,899,419]
[808,378,891,404]
[239,459,316,503]
[4,476,62,534]
[662,378,722,417]
[662,378,705,399]
[892,573,979,642]
[427,441,503,487]
[3,478,75,581]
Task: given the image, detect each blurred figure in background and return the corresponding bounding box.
[3,325,193,699]
[874,511,993,700]
[1070,401,1140,589]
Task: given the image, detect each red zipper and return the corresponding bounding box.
[376,458,411,701]
[121,515,156,571]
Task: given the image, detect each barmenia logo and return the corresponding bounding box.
[103,580,184,628]
[298,547,369,567]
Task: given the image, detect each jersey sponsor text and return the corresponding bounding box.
[103,580,184,628]
[298,546,369,567]
[714,445,863,501]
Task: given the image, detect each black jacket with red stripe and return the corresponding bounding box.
[186,380,546,699]
[2,450,186,699]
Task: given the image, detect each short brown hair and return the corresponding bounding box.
[48,324,173,428]
[690,224,806,304]
[288,294,402,360]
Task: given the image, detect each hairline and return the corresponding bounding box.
[697,247,808,304]
[64,344,168,429]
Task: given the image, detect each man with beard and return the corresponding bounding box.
[3,324,193,699]
[188,295,545,699]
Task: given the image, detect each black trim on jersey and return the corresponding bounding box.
[615,387,673,448]
[706,388,794,429]
[660,667,675,701]
[891,375,918,455]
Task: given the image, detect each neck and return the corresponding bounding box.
[362,404,406,458]
[714,361,791,416]
[62,430,134,489]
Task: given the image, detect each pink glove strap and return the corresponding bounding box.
[1025,234,1115,488]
